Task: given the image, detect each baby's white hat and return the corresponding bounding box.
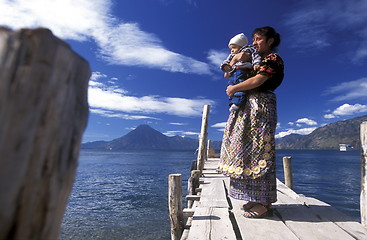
[228,33,248,48]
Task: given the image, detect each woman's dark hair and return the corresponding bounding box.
[252,26,281,50]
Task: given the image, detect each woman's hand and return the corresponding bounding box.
[230,52,251,66]
[226,85,236,97]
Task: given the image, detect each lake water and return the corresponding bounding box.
[61,149,362,240]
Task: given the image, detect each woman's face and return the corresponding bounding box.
[252,33,273,55]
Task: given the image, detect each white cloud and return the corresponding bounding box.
[0,0,211,74]
[169,122,187,126]
[284,0,367,61]
[323,103,367,119]
[90,108,157,120]
[163,130,199,137]
[295,118,317,126]
[211,122,226,128]
[0,0,109,41]
[324,114,334,119]
[276,127,317,138]
[90,71,108,81]
[211,122,227,132]
[324,78,367,101]
[207,49,228,68]
[90,72,128,94]
[88,72,215,118]
[97,23,211,74]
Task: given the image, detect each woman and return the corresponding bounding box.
[218,26,284,218]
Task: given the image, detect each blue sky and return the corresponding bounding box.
[1,0,367,142]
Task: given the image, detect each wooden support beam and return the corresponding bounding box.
[187,170,201,208]
[196,105,210,173]
[283,156,294,190]
[168,174,184,240]
[0,27,90,240]
[361,121,367,227]
[183,208,195,217]
[186,195,201,201]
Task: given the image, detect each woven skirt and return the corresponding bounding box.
[218,91,277,203]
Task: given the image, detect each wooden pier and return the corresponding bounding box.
[178,157,367,240]
[168,105,367,240]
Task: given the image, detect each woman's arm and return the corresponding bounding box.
[226,74,269,97]
[229,52,251,66]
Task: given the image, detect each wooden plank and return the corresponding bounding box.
[276,191,356,240]
[183,208,195,217]
[203,162,220,170]
[276,179,300,200]
[277,179,367,239]
[199,174,227,181]
[202,169,219,174]
[189,158,367,240]
[186,195,201,201]
[199,178,228,208]
[222,176,299,240]
[230,197,299,240]
[186,207,237,240]
[301,196,367,240]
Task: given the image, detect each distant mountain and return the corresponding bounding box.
[106,124,199,150]
[82,124,221,151]
[276,114,367,150]
[82,114,367,151]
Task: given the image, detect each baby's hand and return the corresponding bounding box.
[224,72,231,79]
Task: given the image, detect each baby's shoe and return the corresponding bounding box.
[229,104,239,112]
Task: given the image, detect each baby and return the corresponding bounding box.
[221,33,261,111]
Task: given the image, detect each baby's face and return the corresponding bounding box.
[229,44,241,54]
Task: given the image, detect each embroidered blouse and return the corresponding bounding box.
[255,53,284,92]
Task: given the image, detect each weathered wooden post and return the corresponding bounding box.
[196,105,210,173]
[0,27,90,240]
[207,139,211,158]
[168,174,184,240]
[187,170,201,208]
[283,156,294,190]
[360,122,367,227]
